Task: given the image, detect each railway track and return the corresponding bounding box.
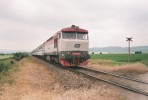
[35,56,148,96]
[78,66,148,84]
[67,66,148,96]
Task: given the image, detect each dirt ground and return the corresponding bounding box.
[0,58,53,100]
[0,57,147,100]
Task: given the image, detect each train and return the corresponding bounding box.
[32,25,90,66]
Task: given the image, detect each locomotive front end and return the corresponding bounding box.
[58,25,90,66]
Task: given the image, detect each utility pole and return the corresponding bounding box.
[126,37,133,63]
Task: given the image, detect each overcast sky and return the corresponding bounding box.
[0,0,148,51]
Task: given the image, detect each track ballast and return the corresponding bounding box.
[34,56,148,96]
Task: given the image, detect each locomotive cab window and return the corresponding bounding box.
[62,32,76,39]
[54,38,57,48]
[58,33,61,39]
[77,33,88,40]
[62,32,88,40]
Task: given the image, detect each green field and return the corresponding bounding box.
[0,55,13,60]
[90,54,148,66]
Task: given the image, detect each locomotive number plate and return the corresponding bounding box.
[74,44,80,48]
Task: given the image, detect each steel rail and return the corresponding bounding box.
[79,66,148,84]
[66,67,148,96]
[73,69,148,96]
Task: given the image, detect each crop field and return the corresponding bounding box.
[0,55,13,60]
[90,54,148,66]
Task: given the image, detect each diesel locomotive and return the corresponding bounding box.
[32,25,90,66]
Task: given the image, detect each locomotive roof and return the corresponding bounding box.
[61,25,88,33]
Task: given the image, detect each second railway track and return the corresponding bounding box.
[66,66,148,96]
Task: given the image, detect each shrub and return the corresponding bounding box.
[0,63,10,73]
[10,60,14,64]
[13,52,28,61]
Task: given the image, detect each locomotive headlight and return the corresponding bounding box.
[66,51,70,55]
[62,54,65,56]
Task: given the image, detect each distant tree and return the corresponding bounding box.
[0,53,5,55]
[135,51,142,54]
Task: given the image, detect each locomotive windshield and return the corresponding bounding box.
[62,32,76,39]
[62,32,88,40]
[77,33,88,40]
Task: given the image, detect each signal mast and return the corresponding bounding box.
[126,37,133,63]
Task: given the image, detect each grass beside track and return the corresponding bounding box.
[0,58,17,91]
[90,54,148,66]
[0,58,14,77]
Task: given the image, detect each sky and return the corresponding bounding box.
[0,0,148,51]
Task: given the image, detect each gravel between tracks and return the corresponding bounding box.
[123,72,148,100]
[86,61,148,100]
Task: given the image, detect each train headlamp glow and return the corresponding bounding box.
[67,52,70,54]
[62,54,64,56]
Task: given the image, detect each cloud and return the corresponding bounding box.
[0,0,148,51]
